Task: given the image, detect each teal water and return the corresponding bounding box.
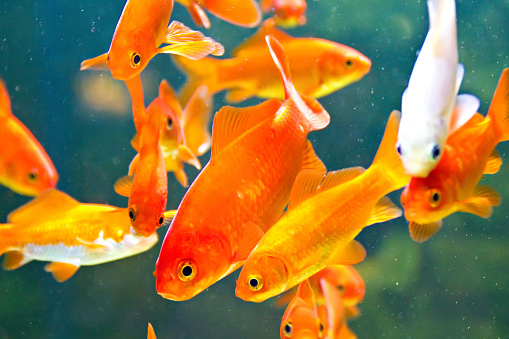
[0,0,508,338]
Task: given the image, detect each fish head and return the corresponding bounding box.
[7,153,59,196]
[316,42,371,97]
[108,29,154,80]
[147,97,185,149]
[319,265,365,306]
[155,230,231,301]
[128,191,167,237]
[235,253,289,303]
[281,298,322,339]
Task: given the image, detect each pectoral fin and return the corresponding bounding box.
[408,220,443,242]
[458,185,501,218]
[232,222,264,262]
[178,145,201,170]
[80,53,109,71]
[44,262,80,282]
[114,175,134,197]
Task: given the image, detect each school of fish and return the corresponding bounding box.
[1,0,507,337]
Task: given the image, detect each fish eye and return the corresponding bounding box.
[166,117,173,130]
[431,145,441,160]
[283,322,293,337]
[177,260,197,282]
[338,284,345,292]
[27,171,38,182]
[130,52,141,68]
[157,214,164,226]
[247,274,263,291]
[396,143,402,156]
[319,323,324,337]
[345,58,354,68]
[428,189,441,208]
[128,208,136,222]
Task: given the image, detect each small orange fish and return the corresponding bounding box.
[154,35,330,301]
[176,0,261,29]
[400,68,509,242]
[280,279,322,339]
[235,110,408,303]
[0,78,58,196]
[174,19,371,105]
[262,0,307,28]
[0,189,169,282]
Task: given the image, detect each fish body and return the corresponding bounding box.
[0,79,58,196]
[262,0,307,27]
[154,36,330,301]
[397,0,478,177]
[176,0,261,28]
[400,68,509,242]
[235,111,408,302]
[174,19,371,104]
[0,189,158,282]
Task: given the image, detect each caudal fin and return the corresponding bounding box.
[372,110,410,191]
[487,68,509,141]
[265,35,330,131]
[201,0,261,28]
[172,55,218,106]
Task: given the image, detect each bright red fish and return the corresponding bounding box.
[154,35,330,301]
[0,78,58,196]
[400,68,509,242]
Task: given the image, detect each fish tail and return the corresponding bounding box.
[427,0,457,55]
[487,68,509,141]
[371,111,410,191]
[266,35,330,131]
[172,55,218,106]
[201,0,261,28]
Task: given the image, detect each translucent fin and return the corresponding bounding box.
[44,262,80,283]
[181,85,213,156]
[449,94,480,134]
[297,279,315,309]
[2,252,32,270]
[114,175,134,197]
[408,220,443,242]
[486,68,509,141]
[186,2,211,29]
[178,145,201,170]
[160,21,224,58]
[80,53,109,71]
[288,169,326,211]
[172,162,189,187]
[233,222,264,262]
[484,149,503,175]
[328,240,366,266]
[300,140,326,173]
[365,196,402,226]
[458,185,501,218]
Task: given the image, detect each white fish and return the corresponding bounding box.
[397,0,479,178]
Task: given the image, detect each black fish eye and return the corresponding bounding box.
[27,171,38,182]
[177,260,197,282]
[247,274,263,291]
[158,215,164,226]
[319,323,324,335]
[345,58,353,68]
[167,118,173,130]
[428,189,441,207]
[431,145,440,160]
[396,144,402,155]
[130,52,141,68]
[283,322,293,336]
[128,208,136,222]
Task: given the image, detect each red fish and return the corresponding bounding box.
[154,35,330,301]
[0,78,58,196]
[400,68,509,242]
[262,0,308,27]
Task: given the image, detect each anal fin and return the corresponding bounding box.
[2,251,32,270]
[44,262,80,282]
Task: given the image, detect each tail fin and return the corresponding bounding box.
[487,68,509,141]
[172,55,218,106]
[265,35,330,131]
[371,110,410,191]
[201,0,261,28]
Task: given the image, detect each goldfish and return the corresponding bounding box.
[397,0,479,177]
[280,279,322,339]
[235,110,409,303]
[154,35,330,301]
[400,68,509,242]
[262,0,307,27]
[128,80,204,187]
[0,189,171,282]
[173,18,371,105]
[80,0,223,132]
[0,78,58,196]
[176,0,261,29]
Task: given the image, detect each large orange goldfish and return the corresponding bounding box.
[400,68,509,242]
[262,0,307,28]
[174,19,371,105]
[154,35,330,301]
[176,0,261,29]
[280,279,322,339]
[0,189,169,282]
[235,110,408,303]
[0,78,58,196]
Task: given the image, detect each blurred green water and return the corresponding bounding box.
[0,0,507,338]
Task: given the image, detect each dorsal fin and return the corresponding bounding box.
[211,98,281,157]
[297,279,315,309]
[0,78,13,116]
[318,167,365,192]
[365,196,402,226]
[7,189,79,224]
[232,18,292,57]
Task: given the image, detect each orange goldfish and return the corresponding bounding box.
[262,0,307,28]
[280,279,322,339]
[400,68,509,242]
[0,189,170,282]
[174,19,371,105]
[176,0,261,29]
[235,110,408,303]
[154,35,330,301]
[0,78,58,196]
[128,80,203,187]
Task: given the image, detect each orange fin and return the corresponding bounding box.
[233,222,264,262]
[187,2,211,29]
[80,53,109,71]
[147,323,157,339]
[178,144,201,170]
[320,279,345,336]
[297,279,315,309]
[232,18,291,57]
[458,185,501,218]
[161,210,176,228]
[319,167,365,191]
[114,175,134,197]
[225,87,257,103]
[328,240,366,266]
[408,220,443,242]
[448,94,480,134]
[486,68,509,141]
[182,85,213,156]
[0,78,12,115]
[365,196,402,226]
[2,252,32,270]
[159,21,224,58]
[8,189,79,224]
[275,287,297,307]
[288,169,326,210]
[159,80,183,117]
[128,154,140,176]
[44,262,80,282]
[171,162,189,187]
[300,140,327,173]
[484,149,503,174]
[199,0,261,28]
[211,98,281,157]
[76,237,107,252]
